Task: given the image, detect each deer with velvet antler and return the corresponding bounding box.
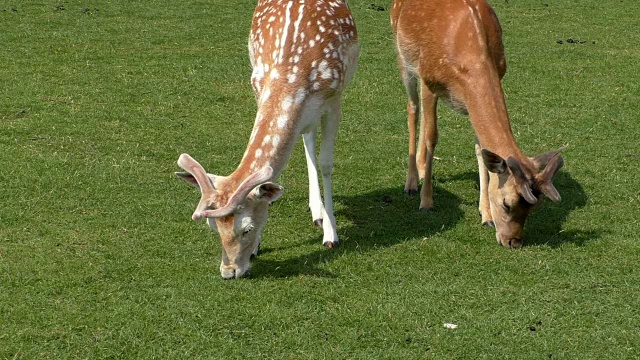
[391,0,565,248]
[176,0,359,278]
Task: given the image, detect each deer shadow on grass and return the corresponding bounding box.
[524,171,594,247]
[250,184,464,279]
[334,185,465,248]
[251,169,592,278]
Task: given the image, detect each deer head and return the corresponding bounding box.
[481,147,565,248]
[176,154,283,279]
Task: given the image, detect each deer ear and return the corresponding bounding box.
[253,182,284,203]
[481,149,507,174]
[175,172,200,188]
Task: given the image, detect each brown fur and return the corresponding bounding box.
[391,0,564,247]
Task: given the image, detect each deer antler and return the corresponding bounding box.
[532,145,567,169]
[177,154,215,194]
[193,166,274,220]
[537,154,564,202]
[506,156,538,205]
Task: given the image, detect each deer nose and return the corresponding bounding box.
[496,232,524,249]
[220,264,237,279]
[501,237,523,249]
[220,265,250,279]
[221,268,236,280]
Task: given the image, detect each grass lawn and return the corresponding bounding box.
[1,0,639,358]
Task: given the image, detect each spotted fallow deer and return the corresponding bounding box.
[391,0,564,248]
[176,0,359,278]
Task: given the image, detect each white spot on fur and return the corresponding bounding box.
[261,88,272,103]
[278,1,294,64]
[292,3,305,45]
[277,115,288,128]
[262,135,271,145]
[282,95,294,110]
[319,60,332,79]
[294,88,307,104]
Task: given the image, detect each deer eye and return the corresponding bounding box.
[243,224,255,235]
[502,199,511,212]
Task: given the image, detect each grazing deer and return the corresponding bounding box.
[176,0,359,278]
[390,0,564,248]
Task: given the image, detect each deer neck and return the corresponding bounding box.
[460,70,527,164]
[228,84,305,186]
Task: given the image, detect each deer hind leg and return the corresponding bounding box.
[303,131,324,228]
[418,82,438,210]
[475,142,494,226]
[317,97,342,248]
[402,70,421,195]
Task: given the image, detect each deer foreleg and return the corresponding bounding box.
[303,131,324,227]
[318,98,341,248]
[475,142,494,226]
[419,83,438,211]
[403,71,420,195]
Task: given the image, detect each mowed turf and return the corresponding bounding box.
[1,0,639,358]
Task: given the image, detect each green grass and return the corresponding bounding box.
[1,0,639,358]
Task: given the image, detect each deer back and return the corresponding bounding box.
[250,0,358,104]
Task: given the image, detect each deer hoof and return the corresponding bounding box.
[404,189,418,196]
[419,206,433,212]
[314,219,323,227]
[483,221,496,228]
